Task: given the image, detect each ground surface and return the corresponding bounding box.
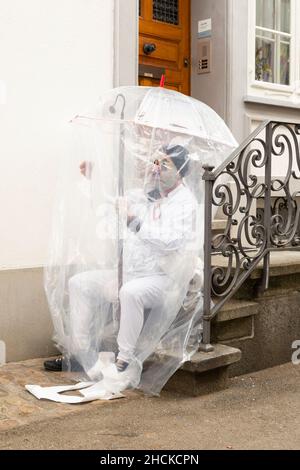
[0,358,300,450]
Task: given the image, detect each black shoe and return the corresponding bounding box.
[44,355,85,373]
[115,359,129,372]
[43,356,63,371]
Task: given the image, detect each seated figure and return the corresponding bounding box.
[44,144,198,380]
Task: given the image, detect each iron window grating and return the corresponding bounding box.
[153,0,179,25]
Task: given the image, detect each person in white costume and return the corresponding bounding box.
[44,144,197,378]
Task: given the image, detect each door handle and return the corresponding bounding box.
[143,43,156,55]
[184,58,190,68]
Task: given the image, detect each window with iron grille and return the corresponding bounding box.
[153,0,179,25]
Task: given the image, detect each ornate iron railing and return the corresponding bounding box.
[200,120,300,351]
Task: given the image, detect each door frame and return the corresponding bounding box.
[113,0,139,87]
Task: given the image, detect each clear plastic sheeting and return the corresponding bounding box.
[44,86,238,397]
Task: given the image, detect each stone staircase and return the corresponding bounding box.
[165,250,300,395]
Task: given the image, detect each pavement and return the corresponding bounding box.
[0,358,300,450]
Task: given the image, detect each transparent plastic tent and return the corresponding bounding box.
[44,86,238,397]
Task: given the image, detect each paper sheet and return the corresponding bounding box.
[25,381,125,403]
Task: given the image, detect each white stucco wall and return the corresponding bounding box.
[0,0,115,269]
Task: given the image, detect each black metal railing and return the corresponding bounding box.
[200,120,300,351]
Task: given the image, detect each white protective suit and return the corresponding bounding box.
[68,180,197,373]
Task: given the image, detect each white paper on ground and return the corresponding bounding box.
[25,353,137,404]
[25,381,125,403]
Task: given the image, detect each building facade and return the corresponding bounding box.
[0,0,137,361]
[1,0,299,362]
[191,0,300,141]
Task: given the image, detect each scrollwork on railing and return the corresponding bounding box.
[210,135,268,298]
[201,120,300,348]
[206,121,300,301]
[269,123,300,248]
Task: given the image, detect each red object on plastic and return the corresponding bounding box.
[159,74,166,87]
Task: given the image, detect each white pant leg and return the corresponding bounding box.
[68,269,117,355]
[117,275,169,363]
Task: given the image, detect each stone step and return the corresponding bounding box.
[164,344,241,396]
[224,288,300,378]
[211,299,259,343]
[214,298,259,322]
[249,251,300,279]
[207,262,300,378]
[212,219,227,239]
[211,250,300,301]
[212,250,300,279]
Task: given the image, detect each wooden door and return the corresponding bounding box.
[139,0,191,95]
